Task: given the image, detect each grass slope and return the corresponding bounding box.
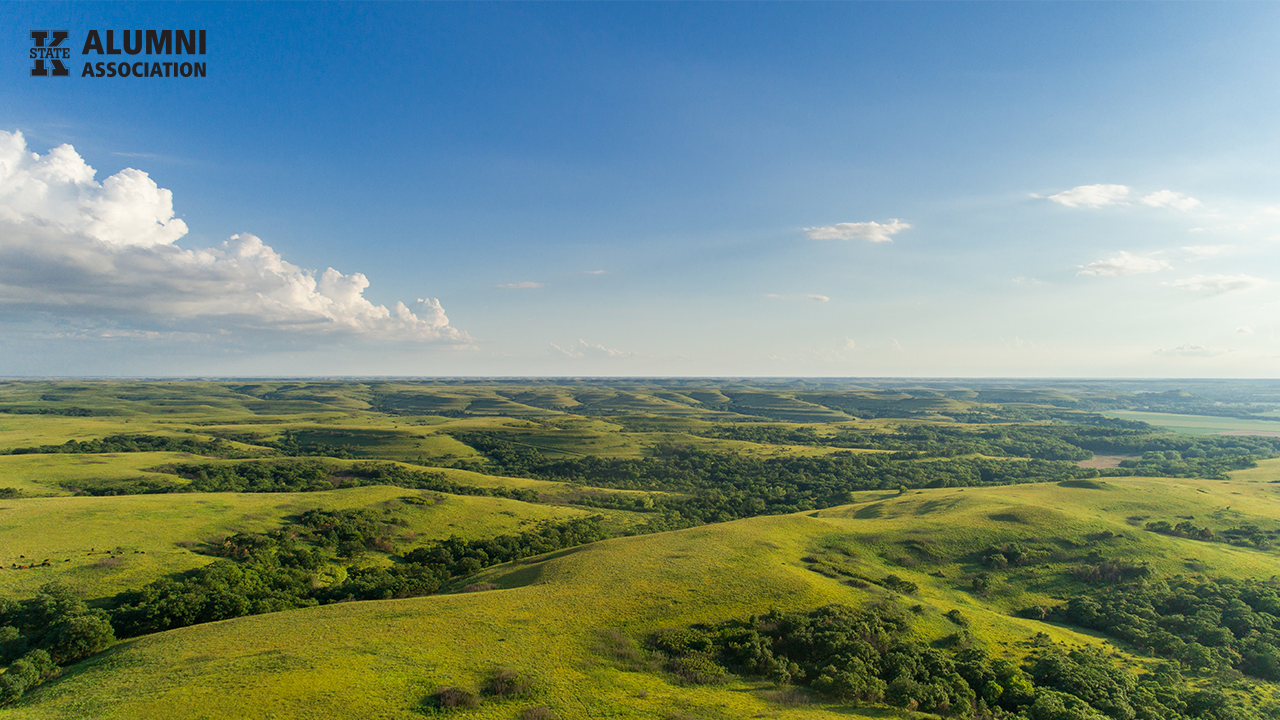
[10,474,1280,720]
[0,488,596,602]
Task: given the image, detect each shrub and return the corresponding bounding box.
[519,706,558,720]
[482,668,531,699]
[430,686,479,710]
[592,629,656,671]
[666,654,729,685]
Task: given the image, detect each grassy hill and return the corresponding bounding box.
[5,379,1280,719]
[7,471,1280,719]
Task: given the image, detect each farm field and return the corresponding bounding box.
[1104,410,1280,436]
[1,379,1280,719]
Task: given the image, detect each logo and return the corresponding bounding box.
[26,29,209,79]
[30,31,71,77]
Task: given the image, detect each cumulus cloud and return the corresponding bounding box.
[805,219,910,242]
[497,281,543,289]
[1141,190,1202,211]
[1077,251,1170,276]
[550,339,634,358]
[1167,274,1268,294]
[1048,184,1130,208]
[0,131,467,343]
[807,294,830,302]
[1155,344,1230,357]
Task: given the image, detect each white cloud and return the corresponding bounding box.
[550,339,634,358]
[766,293,831,302]
[1168,274,1267,294]
[804,219,910,242]
[1237,326,1254,334]
[1181,245,1233,259]
[843,337,857,350]
[497,281,544,289]
[1155,344,1230,357]
[1141,190,1202,211]
[1189,223,1249,233]
[1077,251,1170,276]
[1012,276,1042,286]
[583,270,607,275]
[1047,184,1130,208]
[0,131,468,343]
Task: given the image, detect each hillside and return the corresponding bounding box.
[3,379,1280,719]
[5,471,1280,719]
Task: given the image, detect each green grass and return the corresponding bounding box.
[4,380,1280,718]
[0,487,597,602]
[10,475,1280,719]
[0,452,206,497]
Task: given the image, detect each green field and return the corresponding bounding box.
[7,476,1279,719]
[2,379,1280,719]
[1104,410,1280,436]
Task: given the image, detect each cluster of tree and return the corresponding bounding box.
[96,460,541,503]
[401,515,609,577]
[1048,427,1280,478]
[819,425,1094,461]
[160,459,348,492]
[0,406,94,417]
[208,429,362,459]
[108,512,605,637]
[693,424,822,446]
[652,604,1265,719]
[6,433,236,457]
[451,434,1102,531]
[1142,519,1276,550]
[1048,576,1280,681]
[1145,520,1216,542]
[0,584,115,704]
[1120,390,1280,421]
[690,420,1280,476]
[979,542,1051,570]
[1070,560,1155,585]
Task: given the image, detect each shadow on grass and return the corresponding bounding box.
[485,544,594,590]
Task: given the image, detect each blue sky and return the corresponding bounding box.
[2,2,1279,377]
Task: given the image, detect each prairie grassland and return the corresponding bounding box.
[0,488,596,601]
[1105,410,1280,435]
[0,452,203,497]
[9,475,1279,720]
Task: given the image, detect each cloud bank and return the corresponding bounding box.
[805,219,910,242]
[1156,344,1229,357]
[550,339,634,358]
[1167,274,1267,295]
[1077,251,1169,276]
[0,131,466,343]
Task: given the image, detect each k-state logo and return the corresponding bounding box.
[31,31,71,77]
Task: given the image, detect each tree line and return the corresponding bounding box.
[652,603,1265,720]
